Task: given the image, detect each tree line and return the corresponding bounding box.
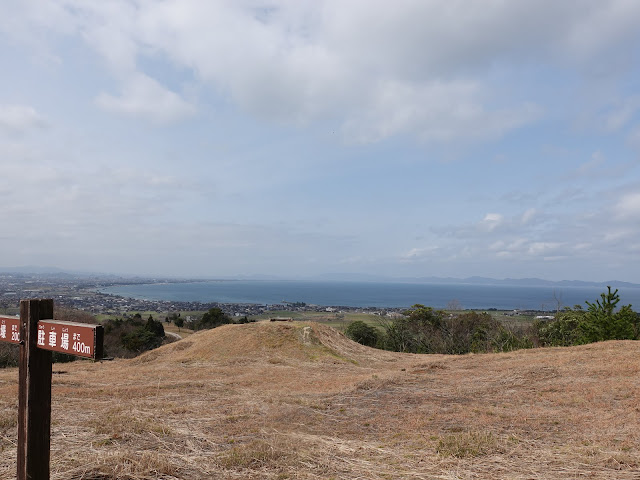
[345,287,640,354]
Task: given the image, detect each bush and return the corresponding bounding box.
[194,307,232,331]
[345,320,379,347]
[145,315,165,337]
[381,305,532,354]
[0,343,18,368]
[534,309,584,347]
[102,315,166,358]
[535,287,640,346]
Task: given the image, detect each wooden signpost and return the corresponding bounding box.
[0,299,103,480]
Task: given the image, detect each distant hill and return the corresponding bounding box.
[403,276,640,288]
[2,266,638,289]
[309,273,640,288]
[0,265,70,275]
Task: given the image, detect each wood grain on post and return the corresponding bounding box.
[18,299,53,480]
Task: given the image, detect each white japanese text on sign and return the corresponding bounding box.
[36,320,103,359]
[0,316,21,344]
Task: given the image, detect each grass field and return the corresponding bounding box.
[0,321,637,479]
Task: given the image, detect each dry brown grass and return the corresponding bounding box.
[0,321,639,479]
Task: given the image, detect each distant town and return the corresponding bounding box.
[0,272,413,318]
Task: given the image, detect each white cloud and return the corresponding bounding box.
[602,95,640,132]
[615,192,640,219]
[0,105,46,132]
[341,80,542,143]
[401,246,440,260]
[527,242,564,256]
[95,73,196,124]
[480,213,504,232]
[562,0,640,64]
[1,1,640,281]
[12,0,638,140]
[576,151,606,176]
[627,124,640,148]
[521,208,537,224]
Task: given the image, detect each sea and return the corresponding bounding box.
[99,280,640,311]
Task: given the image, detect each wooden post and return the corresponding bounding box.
[18,299,53,480]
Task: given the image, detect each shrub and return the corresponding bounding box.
[194,307,232,331]
[535,287,639,346]
[103,315,166,358]
[534,309,584,346]
[0,343,18,368]
[381,305,532,354]
[345,320,379,347]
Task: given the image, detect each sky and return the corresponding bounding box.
[1,1,640,282]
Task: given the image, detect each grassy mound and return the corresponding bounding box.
[132,321,401,366]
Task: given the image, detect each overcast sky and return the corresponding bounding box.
[1,1,640,282]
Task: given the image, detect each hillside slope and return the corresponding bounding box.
[135,321,402,366]
[0,321,638,479]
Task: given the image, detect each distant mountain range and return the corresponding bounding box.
[403,276,640,288]
[307,273,640,288]
[1,266,638,288]
[0,266,135,280]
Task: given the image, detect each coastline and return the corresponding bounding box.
[96,279,640,312]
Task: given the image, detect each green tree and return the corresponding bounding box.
[535,309,585,346]
[382,305,530,354]
[102,315,166,357]
[616,305,640,340]
[121,329,162,353]
[535,287,639,346]
[146,316,165,337]
[345,320,379,347]
[382,316,416,352]
[195,307,232,330]
[174,316,184,331]
[582,286,638,342]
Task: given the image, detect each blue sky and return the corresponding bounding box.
[1,1,640,281]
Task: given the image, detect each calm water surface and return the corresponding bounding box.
[100,280,640,310]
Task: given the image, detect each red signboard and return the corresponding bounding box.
[6,299,106,480]
[0,315,21,344]
[36,320,103,360]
